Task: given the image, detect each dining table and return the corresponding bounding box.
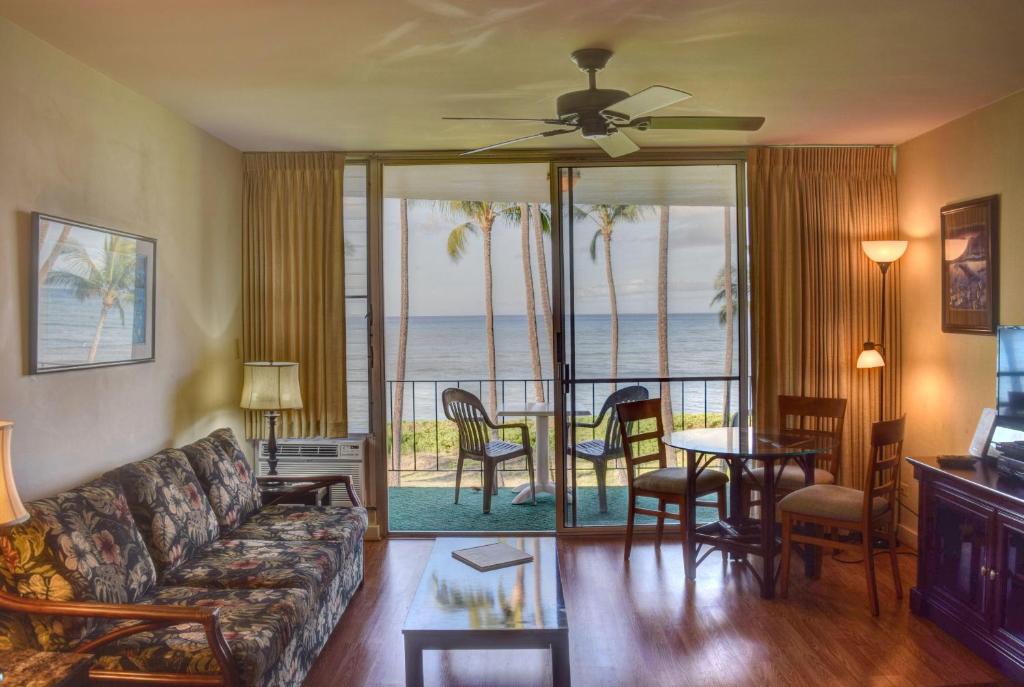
[663,426,837,599]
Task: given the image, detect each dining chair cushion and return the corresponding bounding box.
[779,485,889,523]
[742,465,835,491]
[634,467,728,495]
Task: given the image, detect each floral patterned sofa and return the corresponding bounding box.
[0,428,367,686]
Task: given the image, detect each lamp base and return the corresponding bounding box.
[266,411,280,476]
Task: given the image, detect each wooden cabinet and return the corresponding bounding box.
[910,458,1024,682]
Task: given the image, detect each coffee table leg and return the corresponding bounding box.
[552,634,571,686]
[404,636,424,687]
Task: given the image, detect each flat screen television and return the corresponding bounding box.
[998,325,1024,426]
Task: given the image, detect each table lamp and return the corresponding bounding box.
[859,240,908,418]
[240,362,303,476]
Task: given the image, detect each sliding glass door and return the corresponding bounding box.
[552,161,749,530]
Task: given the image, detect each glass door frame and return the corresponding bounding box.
[548,155,751,534]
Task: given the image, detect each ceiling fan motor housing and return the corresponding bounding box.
[556,88,630,137]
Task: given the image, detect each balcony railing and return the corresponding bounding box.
[386,376,740,475]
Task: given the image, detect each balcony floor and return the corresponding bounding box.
[388,485,720,532]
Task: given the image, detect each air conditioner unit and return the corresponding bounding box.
[257,437,366,507]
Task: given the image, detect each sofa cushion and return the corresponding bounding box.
[160,539,341,600]
[180,428,262,533]
[91,586,312,686]
[0,479,156,651]
[231,504,368,545]
[106,449,220,576]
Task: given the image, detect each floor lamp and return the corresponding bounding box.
[858,240,908,420]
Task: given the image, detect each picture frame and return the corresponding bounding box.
[30,213,157,374]
[940,195,999,334]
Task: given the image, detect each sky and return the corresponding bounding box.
[382,200,736,317]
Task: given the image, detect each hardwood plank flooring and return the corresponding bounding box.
[305,536,1007,687]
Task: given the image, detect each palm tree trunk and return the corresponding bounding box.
[519,204,545,402]
[38,225,72,285]
[391,199,410,485]
[482,219,498,423]
[88,301,112,363]
[657,206,673,432]
[722,207,735,426]
[602,228,619,380]
[531,203,554,390]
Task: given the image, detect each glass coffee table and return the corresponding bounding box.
[402,537,570,686]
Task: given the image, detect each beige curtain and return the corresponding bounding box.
[242,152,347,438]
[749,147,901,488]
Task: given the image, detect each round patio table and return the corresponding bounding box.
[498,402,588,505]
[664,427,837,599]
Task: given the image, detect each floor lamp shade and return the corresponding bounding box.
[856,344,885,369]
[0,421,29,528]
[861,240,908,264]
[240,362,303,411]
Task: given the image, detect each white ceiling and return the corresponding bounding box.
[2,0,1023,152]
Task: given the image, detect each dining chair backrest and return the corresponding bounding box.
[862,416,906,522]
[778,394,847,479]
[595,386,650,454]
[616,398,665,490]
[442,387,491,457]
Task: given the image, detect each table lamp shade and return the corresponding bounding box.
[861,240,908,264]
[0,421,29,528]
[240,362,303,410]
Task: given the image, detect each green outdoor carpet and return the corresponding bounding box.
[388,486,721,532]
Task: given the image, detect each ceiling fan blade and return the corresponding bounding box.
[592,130,640,158]
[444,116,566,124]
[631,115,766,131]
[461,128,577,156]
[601,86,692,121]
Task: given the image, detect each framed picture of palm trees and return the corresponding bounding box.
[30,213,156,373]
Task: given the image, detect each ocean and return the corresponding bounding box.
[381,313,738,421]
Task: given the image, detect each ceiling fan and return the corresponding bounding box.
[444,48,764,158]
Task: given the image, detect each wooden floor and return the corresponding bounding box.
[304,536,1007,687]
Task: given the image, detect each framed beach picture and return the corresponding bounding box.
[30,213,156,374]
[941,195,999,334]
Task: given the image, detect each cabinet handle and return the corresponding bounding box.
[981,565,989,577]
[989,569,999,581]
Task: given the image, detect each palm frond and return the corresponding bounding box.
[447,222,477,261]
[589,229,601,262]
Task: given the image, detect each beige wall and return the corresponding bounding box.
[897,90,1024,538]
[0,18,244,500]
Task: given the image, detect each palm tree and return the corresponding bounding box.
[391,199,411,485]
[37,223,73,284]
[518,203,545,402]
[575,204,646,379]
[657,205,674,432]
[47,235,137,363]
[530,203,554,367]
[440,201,516,419]
[711,207,737,426]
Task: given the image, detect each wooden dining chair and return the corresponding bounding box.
[616,398,728,560]
[743,394,847,514]
[442,387,535,514]
[779,416,905,615]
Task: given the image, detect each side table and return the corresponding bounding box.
[260,482,329,506]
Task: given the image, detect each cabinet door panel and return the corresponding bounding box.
[995,512,1024,649]
[927,483,993,620]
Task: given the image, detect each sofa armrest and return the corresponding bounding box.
[0,590,238,686]
[257,474,361,507]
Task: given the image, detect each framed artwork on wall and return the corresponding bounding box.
[940,195,999,334]
[30,213,157,374]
